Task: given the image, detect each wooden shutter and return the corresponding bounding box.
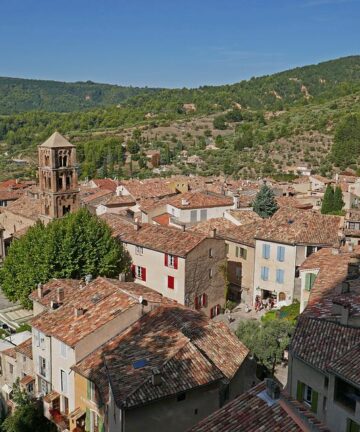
[174,256,178,269]
[85,408,90,432]
[311,390,318,413]
[131,264,135,277]
[305,273,311,291]
[201,293,207,307]
[87,380,91,400]
[296,381,304,402]
[98,417,105,432]
[141,267,146,281]
[243,248,247,260]
[210,307,214,318]
[310,273,316,289]
[168,276,174,289]
[195,296,199,310]
[164,254,168,267]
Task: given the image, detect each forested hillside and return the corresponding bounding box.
[0,55,360,181]
[0,77,160,114]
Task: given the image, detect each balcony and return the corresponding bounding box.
[43,391,70,431]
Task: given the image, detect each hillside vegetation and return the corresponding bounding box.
[1,55,360,181]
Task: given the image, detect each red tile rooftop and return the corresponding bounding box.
[166,191,233,210]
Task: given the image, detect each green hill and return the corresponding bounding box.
[0,77,160,114]
[1,55,360,181]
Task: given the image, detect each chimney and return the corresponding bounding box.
[347,254,360,280]
[332,247,339,255]
[134,222,140,231]
[37,283,44,298]
[85,274,92,284]
[74,307,85,318]
[341,281,350,294]
[181,198,189,206]
[348,242,354,253]
[265,379,280,400]
[210,228,217,238]
[57,287,65,303]
[119,273,126,282]
[151,368,162,386]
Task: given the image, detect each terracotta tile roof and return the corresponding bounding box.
[328,344,360,387]
[310,175,331,184]
[226,209,261,225]
[290,317,360,373]
[105,195,136,207]
[255,207,341,246]
[300,247,358,305]
[29,279,82,309]
[15,337,32,359]
[5,193,41,220]
[2,347,16,359]
[81,189,113,204]
[152,213,171,226]
[188,381,330,432]
[119,224,208,257]
[0,190,22,201]
[276,196,308,209]
[188,218,237,237]
[119,179,176,200]
[91,178,118,192]
[345,209,360,222]
[166,192,233,210]
[223,222,263,247]
[30,277,169,347]
[73,305,249,408]
[39,131,74,148]
[12,226,31,239]
[100,213,138,237]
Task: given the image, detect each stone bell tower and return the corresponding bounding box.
[38,132,80,220]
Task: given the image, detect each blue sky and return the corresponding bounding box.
[0,0,359,87]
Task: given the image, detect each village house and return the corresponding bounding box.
[72,304,255,432]
[288,277,360,432]
[189,379,330,432]
[253,207,341,307]
[102,214,227,317]
[344,209,360,244]
[29,276,173,431]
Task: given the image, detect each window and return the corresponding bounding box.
[135,266,146,281]
[135,246,143,255]
[306,246,316,257]
[167,276,175,290]
[88,380,96,402]
[209,268,213,279]
[60,342,67,358]
[190,210,197,223]
[305,273,317,291]
[23,356,26,363]
[236,247,247,259]
[225,243,229,254]
[39,356,46,377]
[276,269,284,284]
[200,209,207,221]
[210,305,221,318]
[8,363,13,374]
[261,266,269,281]
[303,384,313,405]
[209,248,213,258]
[277,246,285,262]
[194,294,207,309]
[90,410,98,432]
[262,244,270,259]
[60,369,67,394]
[324,376,329,388]
[34,330,40,347]
[165,254,178,269]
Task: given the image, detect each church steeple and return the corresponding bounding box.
[38,132,80,220]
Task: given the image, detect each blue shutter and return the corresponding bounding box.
[276,269,284,284]
[262,244,270,259]
[277,246,285,262]
[265,267,269,280]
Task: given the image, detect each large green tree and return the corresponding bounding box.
[333,186,345,212]
[252,184,278,218]
[236,319,294,376]
[0,209,131,308]
[331,113,360,169]
[321,184,335,214]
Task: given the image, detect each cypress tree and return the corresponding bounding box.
[321,184,334,214]
[253,184,279,218]
[333,186,345,212]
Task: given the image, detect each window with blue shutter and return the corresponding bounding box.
[261,266,269,281]
[276,269,284,284]
[262,244,270,259]
[277,246,285,262]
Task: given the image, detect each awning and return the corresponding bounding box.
[69,407,85,420]
[2,384,12,394]
[20,375,35,386]
[43,390,60,403]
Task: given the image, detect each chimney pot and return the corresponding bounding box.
[37,283,44,299]
[57,287,65,303]
[74,307,85,318]
[211,228,217,238]
[119,273,126,282]
[151,368,162,386]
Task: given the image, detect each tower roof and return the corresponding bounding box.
[39,132,74,149]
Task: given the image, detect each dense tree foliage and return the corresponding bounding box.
[0,209,131,308]
[321,185,344,214]
[252,184,279,218]
[236,319,294,375]
[331,113,360,169]
[1,381,56,432]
